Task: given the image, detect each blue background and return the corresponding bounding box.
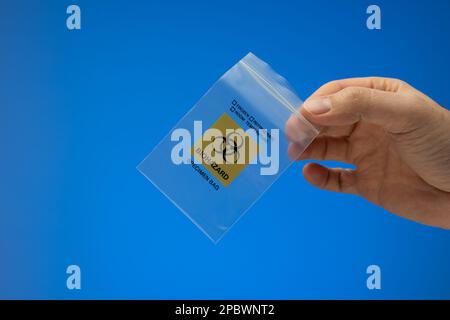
[1,0,449,299]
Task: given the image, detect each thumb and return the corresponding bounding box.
[301,86,426,134]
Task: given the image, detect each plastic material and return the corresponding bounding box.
[138,52,319,243]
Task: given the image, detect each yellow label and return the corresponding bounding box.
[192,113,258,187]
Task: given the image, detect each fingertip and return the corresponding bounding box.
[302,163,327,188]
[284,115,298,142]
[299,102,314,121]
[285,113,314,144]
[303,97,332,115]
[299,100,328,128]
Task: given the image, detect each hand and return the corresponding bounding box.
[286,77,450,229]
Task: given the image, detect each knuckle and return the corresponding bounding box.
[369,76,410,92]
[368,76,386,85]
[390,77,405,85]
[386,77,410,91]
[339,86,365,103]
[390,77,408,86]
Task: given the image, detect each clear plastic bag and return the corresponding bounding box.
[138,53,319,243]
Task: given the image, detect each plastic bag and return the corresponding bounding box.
[138,53,319,243]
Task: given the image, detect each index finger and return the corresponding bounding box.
[308,77,405,98]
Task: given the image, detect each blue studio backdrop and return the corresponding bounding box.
[1,0,450,298]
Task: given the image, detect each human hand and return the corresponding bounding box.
[286,77,450,229]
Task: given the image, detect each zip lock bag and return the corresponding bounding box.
[138,53,319,243]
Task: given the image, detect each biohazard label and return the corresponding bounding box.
[191,113,258,187]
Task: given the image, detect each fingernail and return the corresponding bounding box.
[303,97,332,115]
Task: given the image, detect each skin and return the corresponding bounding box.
[285,77,450,229]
